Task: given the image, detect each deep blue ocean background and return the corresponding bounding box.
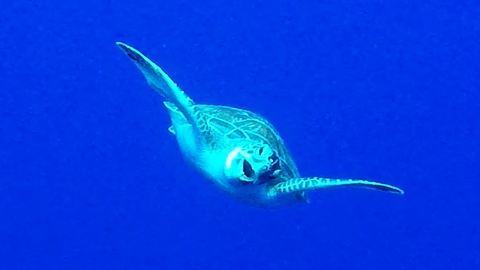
[1,0,479,269]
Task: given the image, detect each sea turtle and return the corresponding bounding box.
[116,42,404,208]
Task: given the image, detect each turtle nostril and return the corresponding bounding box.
[243,160,255,178]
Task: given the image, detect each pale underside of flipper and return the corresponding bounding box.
[116,42,212,144]
[268,177,404,197]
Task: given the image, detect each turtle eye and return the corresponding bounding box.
[243,160,255,178]
[258,147,264,156]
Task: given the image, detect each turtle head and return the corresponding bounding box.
[224,143,280,185]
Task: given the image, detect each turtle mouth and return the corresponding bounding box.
[252,152,281,185]
[242,159,273,184]
[226,146,281,184]
[242,160,255,179]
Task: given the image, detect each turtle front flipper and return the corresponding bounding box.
[116,42,211,144]
[116,42,191,105]
[268,177,404,197]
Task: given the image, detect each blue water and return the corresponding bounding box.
[1,0,479,269]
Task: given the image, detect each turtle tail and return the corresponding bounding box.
[268,177,404,197]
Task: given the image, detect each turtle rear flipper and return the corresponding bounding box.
[269,177,404,197]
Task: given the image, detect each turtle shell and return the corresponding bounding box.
[195,104,300,182]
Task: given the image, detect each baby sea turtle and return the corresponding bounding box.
[116,42,404,208]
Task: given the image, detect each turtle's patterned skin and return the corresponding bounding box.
[116,41,404,208]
